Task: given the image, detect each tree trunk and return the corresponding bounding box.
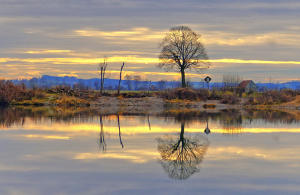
[180,122,185,151]
[117,62,125,95]
[100,68,103,95]
[180,68,186,88]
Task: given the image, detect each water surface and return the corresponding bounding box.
[0,107,300,195]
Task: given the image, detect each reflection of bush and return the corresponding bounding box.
[157,123,209,180]
[0,107,26,127]
[0,106,97,127]
[245,109,298,124]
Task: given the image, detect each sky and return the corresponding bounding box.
[0,0,300,82]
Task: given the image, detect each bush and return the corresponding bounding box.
[55,95,90,107]
[209,90,222,100]
[0,81,34,105]
[197,89,209,101]
[120,92,149,98]
[245,90,296,105]
[221,94,240,104]
[160,88,209,101]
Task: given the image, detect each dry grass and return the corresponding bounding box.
[281,95,300,107]
[55,95,90,107]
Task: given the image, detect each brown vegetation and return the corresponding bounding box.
[159,88,209,101]
[0,80,40,105]
[245,89,297,105]
[55,95,90,107]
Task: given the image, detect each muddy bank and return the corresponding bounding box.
[90,96,242,114]
[90,96,300,115]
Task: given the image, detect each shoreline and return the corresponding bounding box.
[6,96,300,117]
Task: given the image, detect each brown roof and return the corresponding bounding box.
[239,80,252,88]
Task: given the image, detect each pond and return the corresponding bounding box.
[0,107,300,194]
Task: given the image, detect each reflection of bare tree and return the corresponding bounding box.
[157,122,209,180]
[99,115,106,151]
[147,115,151,131]
[117,115,124,148]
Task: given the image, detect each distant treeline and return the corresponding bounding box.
[11,75,300,91]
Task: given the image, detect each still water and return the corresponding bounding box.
[0,107,300,195]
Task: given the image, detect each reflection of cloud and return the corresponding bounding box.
[5,121,300,136]
[208,146,300,161]
[74,150,159,163]
[23,134,70,140]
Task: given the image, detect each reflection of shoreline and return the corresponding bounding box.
[157,121,209,180]
[1,107,300,132]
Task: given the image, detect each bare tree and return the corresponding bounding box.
[157,80,167,90]
[125,74,133,90]
[159,26,210,88]
[98,58,108,95]
[117,62,125,95]
[133,75,142,90]
[147,80,152,94]
[222,73,242,91]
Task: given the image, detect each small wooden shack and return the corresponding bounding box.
[239,80,257,93]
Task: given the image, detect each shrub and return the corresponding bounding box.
[160,88,209,101]
[245,90,296,105]
[0,81,34,105]
[209,90,222,100]
[220,94,240,104]
[197,89,209,101]
[55,95,90,107]
[120,92,148,98]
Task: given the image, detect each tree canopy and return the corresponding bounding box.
[159,26,210,87]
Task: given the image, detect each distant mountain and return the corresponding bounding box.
[11,75,300,91]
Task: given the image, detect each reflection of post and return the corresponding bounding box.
[147,115,151,131]
[204,118,210,135]
[157,121,209,180]
[99,115,106,151]
[117,115,124,148]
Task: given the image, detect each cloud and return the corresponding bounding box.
[25,49,73,54]
[74,27,164,42]
[0,0,300,82]
[2,56,300,66]
[203,32,300,46]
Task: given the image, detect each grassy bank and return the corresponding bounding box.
[1,81,300,109]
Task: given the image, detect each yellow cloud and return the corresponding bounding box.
[25,50,72,54]
[74,27,164,41]
[202,32,300,46]
[209,58,300,65]
[2,56,300,65]
[74,27,300,47]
